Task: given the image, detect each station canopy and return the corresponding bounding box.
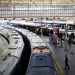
[0,0,75,4]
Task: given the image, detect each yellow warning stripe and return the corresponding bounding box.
[52,53,65,75]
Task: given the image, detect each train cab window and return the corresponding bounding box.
[30,54,54,68]
[34,55,47,67]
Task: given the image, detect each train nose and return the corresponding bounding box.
[26,53,56,75]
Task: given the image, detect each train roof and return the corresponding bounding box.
[0,20,9,23]
[10,20,40,27]
[0,28,24,74]
[34,20,74,25]
[15,28,47,49]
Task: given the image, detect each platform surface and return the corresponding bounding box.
[41,35,75,75]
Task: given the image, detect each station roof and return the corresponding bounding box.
[0,0,75,5]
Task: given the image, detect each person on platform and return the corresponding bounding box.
[64,55,70,70]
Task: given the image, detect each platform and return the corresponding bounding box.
[41,35,75,75]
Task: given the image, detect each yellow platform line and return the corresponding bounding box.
[52,53,65,75]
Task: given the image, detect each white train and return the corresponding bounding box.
[0,20,65,75]
[0,27,24,75]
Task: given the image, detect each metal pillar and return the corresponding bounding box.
[41,17,43,37]
[65,20,68,50]
[12,3,15,19]
[28,1,29,19]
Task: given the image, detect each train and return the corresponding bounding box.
[9,19,75,37]
[15,28,59,75]
[0,21,62,75]
[0,27,25,75]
